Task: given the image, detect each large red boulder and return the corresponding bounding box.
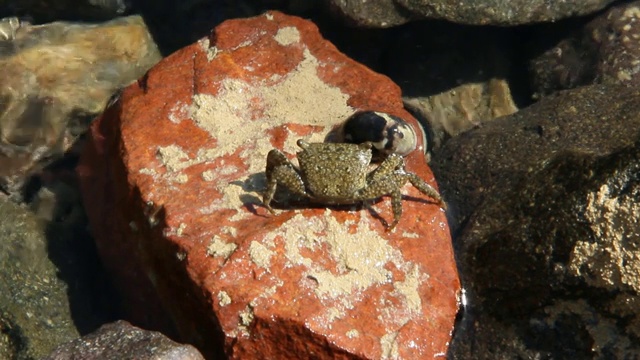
[78,11,460,359]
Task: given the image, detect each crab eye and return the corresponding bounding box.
[340,111,418,157]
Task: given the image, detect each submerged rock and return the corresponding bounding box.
[0,15,161,199]
[387,23,518,152]
[0,194,109,359]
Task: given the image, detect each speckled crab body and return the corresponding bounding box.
[263,139,445,230]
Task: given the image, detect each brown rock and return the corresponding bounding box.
[78,11,459,359]
[591,2,640,85]
[404,78,518,151]
[0,15,161,197]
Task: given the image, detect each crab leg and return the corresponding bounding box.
[405,173,446,209]
[373,154,445,209]
[367,153,404,182]
[358,154,446,229]
[263,149,307,213]
[388,190,403,231]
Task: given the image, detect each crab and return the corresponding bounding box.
[262,139,446,231]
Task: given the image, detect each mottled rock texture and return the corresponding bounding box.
[451,135,640,359]
[330,0,616,27]
[530,1,640,98]
[431,84,640,358]
[0,15,161,198]
[45,320,204,360]
[78,11,459,360]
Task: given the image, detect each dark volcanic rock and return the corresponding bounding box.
[450,139,640,359]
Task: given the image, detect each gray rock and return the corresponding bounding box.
[329,0,414,28]
[531,1,640,98]
[430,84,640,358]
[398,0,616,25]
[45,320,205,360]
[329,0,617,27]
[430,84,640,233]
[0,15,161,199]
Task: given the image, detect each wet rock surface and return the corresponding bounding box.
[78,11,459,359]
[329,0,617,27]
[0,15,161,199]
[429,82,640,358]
[45,320,205,360]
[448,137,640,359]
[0,193,115,359]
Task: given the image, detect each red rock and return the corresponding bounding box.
[78,11,460,359]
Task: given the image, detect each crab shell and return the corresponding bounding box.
[296,141,372,200]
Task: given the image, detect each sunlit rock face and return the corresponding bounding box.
[78,11,460,360]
